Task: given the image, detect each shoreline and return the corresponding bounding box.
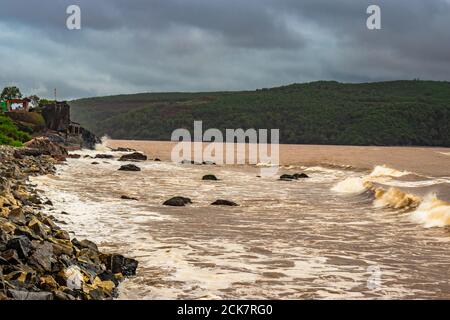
[0,145,138,300]
[106,140,450,178]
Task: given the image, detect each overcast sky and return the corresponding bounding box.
[1,0,449,99]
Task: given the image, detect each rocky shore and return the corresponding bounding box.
[0,144,138,300]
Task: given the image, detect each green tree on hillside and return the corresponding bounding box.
[1,86,22,100]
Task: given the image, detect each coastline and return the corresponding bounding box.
[0,145,138,300]
[106,140,450,178]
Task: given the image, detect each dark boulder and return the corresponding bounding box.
[293,173,309,179]
[118,152,147,161]
[121,195,138,201]
[6,236,32,259]
[211,199,239,206]
[95,154,114,159]
[118,164,141,172]
[202,174,218,181]
[72,239,99,252]
[102,254,138,277]
[280,173,309,181]
[163,197,192,207]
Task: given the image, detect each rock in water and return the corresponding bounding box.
[94,154,114,159]
[118,164,141,172]
[163,197,192,206]
[121,195,138,201]
[202,174,218,181]
[102,254,138,276]
[118,152,147,161]
[293,173,309,179]
[211,199,239,206]
[280,173,309,181]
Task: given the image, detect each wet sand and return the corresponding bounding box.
[107,140,450,177]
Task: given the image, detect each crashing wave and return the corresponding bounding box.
[332,165,450,227]
[410,195,450,228]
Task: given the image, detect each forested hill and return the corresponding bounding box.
[70,81,450,146]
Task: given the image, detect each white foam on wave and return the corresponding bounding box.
[410,194,450,228]
[369,165,411,178]
[331,177,366,194]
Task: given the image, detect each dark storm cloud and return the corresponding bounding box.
[0,0,449,99]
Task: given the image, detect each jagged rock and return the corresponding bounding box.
[7,289,53,300]
[7,207,26,225]
[202,174,218,181]
[28,218,49,239]
[44,199,53,206]
[211,199,239,206]
[293,173,309,179]
[54,230,70,240]
[1,249,22,265]
[51,240,74,256]
[72,239,98,252]
[28,242,54,272]
[6,236,32,259]
[163,197,192,207]
[121,195,138,201]
[118,152,147,161]
[39,275,59,291]
[102,254,138,277]
[118,164,141,172]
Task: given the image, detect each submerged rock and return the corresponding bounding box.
[121,195,138,201]
[279,173,309,181]
[163,197,192,207]
[118,164,141,172]
[94,154,114,159]
[111,147,136,152]
[118,152,147,161]
[202,174,218,181]
[211,199,239,206]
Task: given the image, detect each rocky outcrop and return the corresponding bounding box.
[0,146,138,300]
[41,103,70,132]
[24,137,68,158]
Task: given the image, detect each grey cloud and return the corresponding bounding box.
[0,0,449,99]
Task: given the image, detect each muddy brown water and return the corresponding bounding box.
[30,140,450,299]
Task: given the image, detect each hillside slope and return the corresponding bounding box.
[70,81,450,146]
